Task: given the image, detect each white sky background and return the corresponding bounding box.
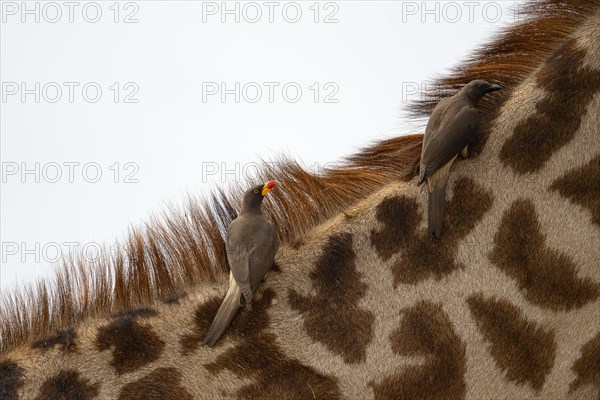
[0,0,527,292]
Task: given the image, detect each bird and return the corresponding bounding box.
[418,80,501,238]
[203,180,279,347]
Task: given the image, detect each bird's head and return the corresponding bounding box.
[241,180,277,214]
[463,80,501,103]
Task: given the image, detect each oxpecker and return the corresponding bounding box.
[203,180,279,347]
[418,80,501,238]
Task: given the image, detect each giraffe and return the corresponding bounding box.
[2,0,600,398]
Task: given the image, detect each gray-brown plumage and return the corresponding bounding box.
[203,180,279,347]
[418,80,501,238]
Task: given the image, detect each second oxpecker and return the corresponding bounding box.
[419,80,501,238]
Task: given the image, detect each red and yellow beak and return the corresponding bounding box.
[262,180,276,196]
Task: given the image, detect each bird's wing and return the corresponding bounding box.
[226,216,280,302]
[226,220,253,303]
[262,220,279,258]
[419,98,452,183]
[272,225,280,258]
[422,97,452,152]
[421,105,480,179]
[248,220,279,290]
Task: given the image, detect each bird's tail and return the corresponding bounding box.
[203,273,242,347]
[428,182,447,239]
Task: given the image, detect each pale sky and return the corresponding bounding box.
[0,1,526,291]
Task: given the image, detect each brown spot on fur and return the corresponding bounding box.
[0,361,24,400]
[288,233,374,363]
[500,39,600,174]
[370,196,420,261]
[467,294,556,391]
[570,332,600,395]
[35,370,99,400]
[96,307,164,375]
[32,329,77,353]
[370,177,493,285]
[370,301,466,399]
[551,155,600,227]
[490,199,599,310]
[179,296,222,354]
[117,368,192,400]
[206,288,341,399]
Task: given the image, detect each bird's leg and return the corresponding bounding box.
[459,145,469,158]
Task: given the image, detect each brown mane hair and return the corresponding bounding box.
[2,0,599,354]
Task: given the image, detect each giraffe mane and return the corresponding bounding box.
[2,0,598,355]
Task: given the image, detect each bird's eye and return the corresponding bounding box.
[254,189,259,194]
